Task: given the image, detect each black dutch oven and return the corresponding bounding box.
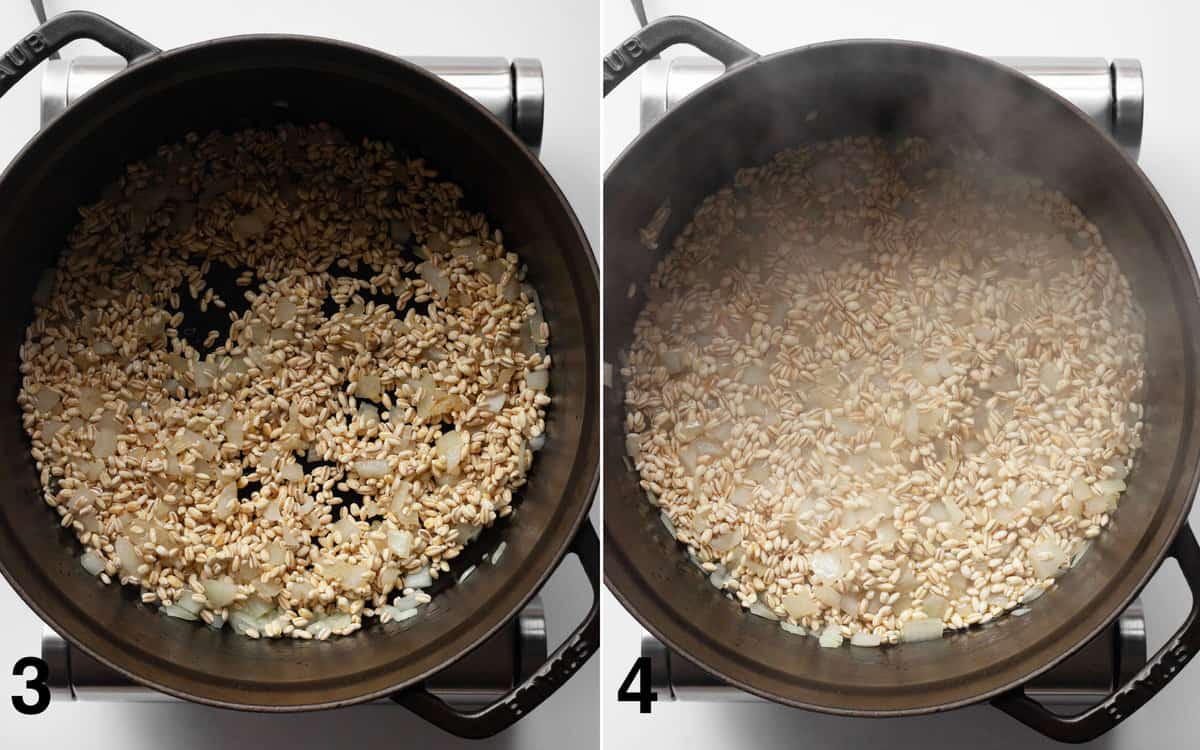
[0,10,599,739]
[603,16,1200,743]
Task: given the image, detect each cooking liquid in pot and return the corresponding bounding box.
[622,135,1145,647]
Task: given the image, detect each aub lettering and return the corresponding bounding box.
[603,38,647,81]
[0,33,48,82]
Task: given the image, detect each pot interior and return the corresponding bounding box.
[0,36,597,708]
[604,40,1200,713]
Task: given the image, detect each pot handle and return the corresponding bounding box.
[993,523,1200,743]
[603,15,756,96]
[393,518,599,739]
[0,10,158,99]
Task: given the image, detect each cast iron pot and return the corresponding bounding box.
[603,16,1200,743]
[0,11,599,739]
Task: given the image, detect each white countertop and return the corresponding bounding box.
[0,1,599,748]
[602,1,1200,748]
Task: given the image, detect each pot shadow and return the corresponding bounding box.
[106,700,521,750]
[644,700,1124,750]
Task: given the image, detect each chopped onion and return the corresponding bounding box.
[115,536,140,575]
[1031,540,1070,579]
[711,528,743,553]
[813,585,842,608]
[851,632,882,647]
[78,387,104,415]
[923,594,948,619]
[162,604,199,621]
[405,567,433,589]
[818,623,844,648]
[35,387,61,413]
[780,621,807,636]
[437,430,465,474]
[660,511,677,538]
[223,419,244,448]
[484,391,506,412]
[202,577,238,608]
[388,529,413,557]
[661,350,687,375]
[355,374,382,401]
[214,483,239,520]
[280,462,304,482]
[526,369,549,391]
[42,420,65,442]
[741,365,770,386]
[1040,361,1061,391]
[1095,478,1127,495]
[811,551,845,581]
[749,600,778,621]
[80,550,105,576]
[903,405,920,443]
[901,618,944,643]
[93,426,117,459]
[333,516,360,544]
[354,459,389,478]
[782,588,819,618]
[730,485,755,508]
[417,261,450,298]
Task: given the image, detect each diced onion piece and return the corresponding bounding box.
[1095,478,1127,495]
[526,369,549,391]
[730,485,755,508]
[80,550,106,576]
[923,594,948,619]
[214,482,239,520]
[711,528,744,553]
[333,516,360,544]
[484,391,506,412]
[388,529,413,558]
[93,425,117,459]
[851,632,882,647]
[1040,361,1061,391]
[163,604,199,621]
[417,261,450,298]
[661,350,687,375]
[1031,539,1070,579]
[813,585,841,608]
[741,365,770,386]
[782,588,819,618]
[660,511,677,538]
[405,567,433,589]
[202,577,238,608]
[115,536,140,575]
[811,551,844,581]
[354,459,389,478]
[391,593,420,612]
[437,430,466,474]
[355,374,382,401]
[280,462,304,482]
[222,418,244,448]
[78,387,104,415]
[818,623,844,648]
[749,600,778,621]
[35,387,62,413]
[780,621,807,636]
[901,618,944,643]
[42,420,65,442]
[903,405,920,443]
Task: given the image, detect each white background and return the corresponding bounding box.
[602,1,1200,748]
[0,1,600,749]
